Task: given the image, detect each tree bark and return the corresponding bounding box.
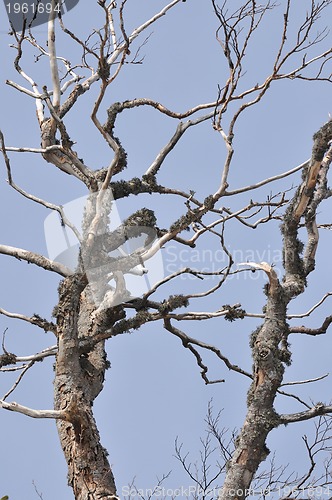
[219,279,287,500]
[54,275,118,500]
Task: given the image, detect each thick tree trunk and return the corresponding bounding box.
[219,279,288,500]
[54,275,118,500]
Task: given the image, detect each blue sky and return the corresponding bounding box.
[1,1,332,498]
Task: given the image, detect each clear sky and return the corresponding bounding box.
[1,1,332,499]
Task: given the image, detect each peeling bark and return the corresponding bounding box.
[40,118,96,187]
[54,275,118,499]
[220,283,287,500]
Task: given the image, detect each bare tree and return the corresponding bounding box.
[1,0,332,499]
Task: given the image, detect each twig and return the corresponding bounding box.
[164,318,251,382]
[287,292,332,319]
[225,161,308,196]
[281,374,329,387]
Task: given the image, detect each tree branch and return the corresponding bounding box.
[164,318,252,381]
[0,400,66,419]
[279,403,332,425]
[0,308,56,333]
[289,316,332,335]
[0,244,72,277]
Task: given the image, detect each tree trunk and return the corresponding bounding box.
[219,277,288,499]
[54,275,118,500]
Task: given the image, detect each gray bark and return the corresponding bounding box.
[54,275,119,499]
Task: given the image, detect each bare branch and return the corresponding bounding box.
[289,316,332,336]
[9,26,44,123]
[0,244,72,277]
[277,388,312,409]
[287,292,332,319]
[238,261,279,296]
[279,403,332,425]
[2,361,35,400]
[281,374,329,387]
[224,160,308,196]
[60,0,185,104]
[0,131,82,243]
[164,318,252,382]
[0,400,66,419]
[48,0,61,111]
[0,308,56,333]
[15,345,57,363]
[109,96,223,121]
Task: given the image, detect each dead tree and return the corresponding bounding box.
[1,1,332,499]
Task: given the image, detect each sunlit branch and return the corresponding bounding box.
[224,160,308,196]
[26,31,82,88]
[48,0,61,111]
[281,373,329,387]
[166,310,232,320]
[0,399,66,419]
[0,244,72,277]
[78,0,184,93]
[287,292,332,319]
[238,261,279,296]
[9,28,44,123]
[145,112,214,176]
[3,144,62,153]
[5,79,47,99]
[279,403,332,425]
[16,345,58,362]
[107,2,118,51]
